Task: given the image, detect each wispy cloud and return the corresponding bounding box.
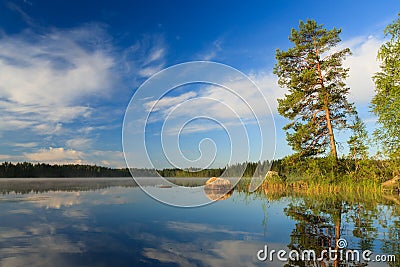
[198,39,223,61]
[144,47,165,65]
[143,71,282,135]
[0,24,168,167]
[0,24,115,137]
[144,91,197,113]
[66,138,92,150]
[12,142,38,148]
[122,34,167,80]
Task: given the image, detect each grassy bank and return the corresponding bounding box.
[264,157,400,193]
[234,176,400,207]
[262,175,387,194]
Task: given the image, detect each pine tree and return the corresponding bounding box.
[274,19,356,159]
[372,14,400,159]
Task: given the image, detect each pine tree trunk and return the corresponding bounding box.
[314,39,338,159]
[324,99,338,159]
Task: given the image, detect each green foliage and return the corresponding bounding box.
[158,161,271,178]
[347,115,369,160]
[0,162,131,178]
[274,19,356,159]
[345,115,370,178]
[372,13,400,159]
[224,161,272,177]
[158,167,224,177]
[280,155,342,182]
[0,161,273,178]
[269,156,395,186]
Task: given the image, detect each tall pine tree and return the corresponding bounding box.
[274,19,356,159]
[372,14,400,159]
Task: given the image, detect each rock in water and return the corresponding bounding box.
[204,177,233,201]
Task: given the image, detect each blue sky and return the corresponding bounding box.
[0,0,398,168]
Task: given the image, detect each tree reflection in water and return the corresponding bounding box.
[282,194,398,267]
[234,179,400,267]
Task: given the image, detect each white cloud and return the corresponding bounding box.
[0,25,115,136]
[144,47,165,65]
[0,145,126,167]
[24,147,85,164]
[143,71,282,127]
[6,147,126,167]
[88,150,126,168]
[165,121,223,135]
[66,138,92,150]
[0,25,163,166]
[0,154,25,161]
[341,35,384,104]
[0,31,114,106]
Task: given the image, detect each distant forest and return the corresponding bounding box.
[0,162,131,178]
[0,161,274,178]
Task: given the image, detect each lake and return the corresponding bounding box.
[0,178,398,267]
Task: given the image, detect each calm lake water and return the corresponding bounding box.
[0,178,399,267]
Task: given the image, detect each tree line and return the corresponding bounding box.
[0,161,272,178]
[0,162,131,178]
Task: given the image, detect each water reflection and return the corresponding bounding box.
[204,177,233,201]
[0,178,398,267]
[269,192,399,267]
[285,197,361,267]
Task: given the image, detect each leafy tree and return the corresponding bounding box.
[372,14,400,159]
[347,115,369,160]
[274,19,356,160]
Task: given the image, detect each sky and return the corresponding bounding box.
[0,0,398,168]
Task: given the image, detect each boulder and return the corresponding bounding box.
[205,177,231,187]
[204,177,232,201]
